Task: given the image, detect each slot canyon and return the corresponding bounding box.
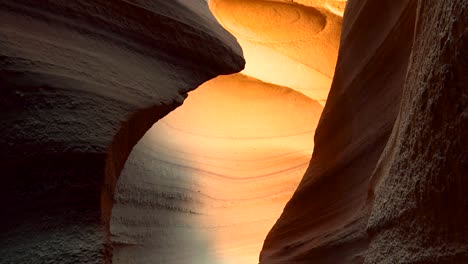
[0,1,466,264]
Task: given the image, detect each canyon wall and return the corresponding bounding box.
[110,1,345,263]
[0,1,243,263]
[1,0,466,263]
[110,74,323,264]
[260,0,467,263]
[365,1,468,262]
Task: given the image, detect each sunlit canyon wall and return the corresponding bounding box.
[110,0,344,263]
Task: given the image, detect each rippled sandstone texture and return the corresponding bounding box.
[111,75,323,264]
[261,0,467,263]
[110,0,344,263]
[210,0,345,105]
[0,1,244,263]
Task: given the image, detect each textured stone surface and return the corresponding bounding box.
[0,1,243,263]
[260,0,467,263]
[366,1,468,263]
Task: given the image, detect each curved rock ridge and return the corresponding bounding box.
[110,0,343,263]
[210,0,343,105]
[0,1,244,263]
[111,74,322,264]
[260,0,467,263]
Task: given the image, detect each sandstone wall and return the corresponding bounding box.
[110,1,344,263]
[260,0,467,263]
[0,1,243,263]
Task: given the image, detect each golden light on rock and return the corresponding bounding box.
[210,0,343,104]
[111,1,344,263]
[212,0,327,41]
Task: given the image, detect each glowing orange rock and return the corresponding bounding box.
[111,1,343,263]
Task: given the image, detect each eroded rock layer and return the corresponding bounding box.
[111,0,343,263]
[261,0,467,263]
[0,1,243,263]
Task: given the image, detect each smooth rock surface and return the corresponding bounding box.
[0,1,243,263]
[110,0,343,263]
[210,0,343,105]
[111,74,322,264]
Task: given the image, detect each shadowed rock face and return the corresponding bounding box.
[365,1,468,262]
[260,0,467,263]
[110,0,343,263]
[0,1,243,263]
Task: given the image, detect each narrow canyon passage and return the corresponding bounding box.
[110,1,344,263]
[1,0,465,263]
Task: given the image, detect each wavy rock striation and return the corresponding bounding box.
[260,0,467,263]
[110,0,343,263]
[111,74,322,264]
[210,0,343,105]
[0,1,244,263]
